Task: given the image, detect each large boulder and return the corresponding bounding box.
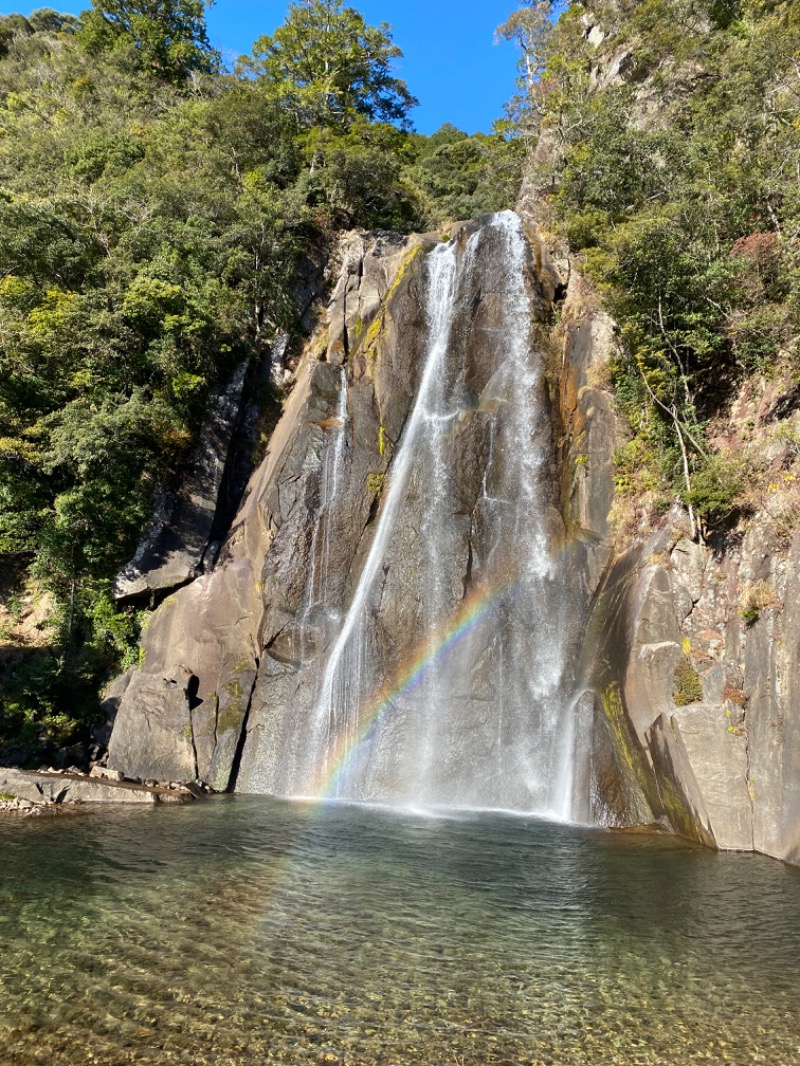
[648,704,752,850]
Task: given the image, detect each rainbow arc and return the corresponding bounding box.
[310,577,519,801]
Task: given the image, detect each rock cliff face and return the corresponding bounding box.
[107,228,435,791]
[553,268,800,866]
[105,207,800,866]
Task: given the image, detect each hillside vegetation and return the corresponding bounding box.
[0,0,523,763]
[524,0,800,538]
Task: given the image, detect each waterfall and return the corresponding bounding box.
[255,212,580,818]
[307,239,460,794]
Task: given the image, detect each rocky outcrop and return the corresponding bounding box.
[577,517,800,864]
[113,361,251,601]
[551,257,800,864]
[556,275,617,602]
[0,767,195,806]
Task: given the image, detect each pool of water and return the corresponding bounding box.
[1,798,799,1065]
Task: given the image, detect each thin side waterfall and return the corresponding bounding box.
[288,211,581,817]
[307,240,460,791]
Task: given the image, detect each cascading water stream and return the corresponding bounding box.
[308,239,460,792]
[270,211,582,819]
[475,213,572,819]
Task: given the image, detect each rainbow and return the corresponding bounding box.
[310,577,519,801]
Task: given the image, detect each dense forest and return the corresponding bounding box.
[0,0,523,761]
[1,0,798,767]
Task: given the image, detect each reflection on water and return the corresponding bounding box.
[1,798,799,1065]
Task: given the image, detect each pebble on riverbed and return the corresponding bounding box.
[0,795,69,817]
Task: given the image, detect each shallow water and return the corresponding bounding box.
[1,798,799,1065]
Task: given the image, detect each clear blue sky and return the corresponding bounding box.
[0,1,521,134]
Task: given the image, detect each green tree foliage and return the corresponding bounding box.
[408,123,525,226]
[242,0,417,130]
[496,1,564,131]
[79,0,220,82]
[27,8,80,33]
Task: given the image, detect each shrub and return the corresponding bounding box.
[673,656,703,706]
[739,580,778,625]
[685,453,748,527]
[563,207,612,250]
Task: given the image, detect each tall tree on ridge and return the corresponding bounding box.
[242,0,417,131]
[79,0,220,83]
[496,1,563,132]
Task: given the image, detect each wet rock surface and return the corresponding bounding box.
[107,217,578,810]
[237,215,571,806]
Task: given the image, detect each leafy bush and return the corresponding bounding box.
[685,453,748,528]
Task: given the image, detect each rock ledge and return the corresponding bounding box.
[0,767,198,810]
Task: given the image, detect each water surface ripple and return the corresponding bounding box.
[1,798,799,1065]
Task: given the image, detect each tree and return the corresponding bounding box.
[27,9,80,34]
[243,0,417,130]
[0,13,33,56]
[408,124,525,226]
[78,0,220,83]
[496,1,562,126]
